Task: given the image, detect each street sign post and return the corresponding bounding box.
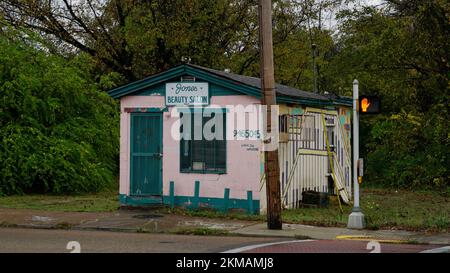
[348,80,366,229]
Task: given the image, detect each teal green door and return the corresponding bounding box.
[130,113,162,197]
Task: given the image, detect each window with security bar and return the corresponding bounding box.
[288,115,302,138]
[299,115,316,149]
[324,116,335,151]
[179,110,226,174]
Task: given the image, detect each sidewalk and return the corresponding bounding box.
[0,208,448,245]
[0,208,254,233]
[231,223,450,245]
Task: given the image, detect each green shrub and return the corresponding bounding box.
[364,111,449,189]
[0,34,119,195]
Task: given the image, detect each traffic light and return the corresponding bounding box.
[359,95,381,114]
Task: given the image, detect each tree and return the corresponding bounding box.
[0,0,257,83]
[322,1,449,189]
[0,0,341,89]
[1,0,135,80]
[0,29,119,195]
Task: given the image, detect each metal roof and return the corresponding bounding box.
[108,64,352,107]
[188,64,331,101]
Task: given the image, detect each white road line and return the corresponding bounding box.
[222,239,315,253]
[420,246,450,253]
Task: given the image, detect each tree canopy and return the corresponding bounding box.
[0,29,119,195]
[0,0,448,193]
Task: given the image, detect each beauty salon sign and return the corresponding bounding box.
[166,82,209,106]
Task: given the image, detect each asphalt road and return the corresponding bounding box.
[226,239,447,253]
[0,228,446,253]
[0,228,285,253]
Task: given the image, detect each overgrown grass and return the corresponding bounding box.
[0,187,448,232]
[360,188,449,231]
[283,188,450,232]
[282,197,350,228]
[162,207,264,222]
[0,190,119,212]
[164,188,449,232]
[173,227,230,236]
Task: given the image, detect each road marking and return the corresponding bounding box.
[222,239,315,253]
[336,235,408,244]
[420,246,450,253]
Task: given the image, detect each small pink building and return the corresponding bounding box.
[108,64,353,214]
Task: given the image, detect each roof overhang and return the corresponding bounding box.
[108,64,352,107]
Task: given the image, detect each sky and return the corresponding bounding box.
[322,0,387,31]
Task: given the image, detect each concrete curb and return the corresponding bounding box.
[230,223,450,245]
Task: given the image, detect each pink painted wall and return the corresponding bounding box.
[120,95,262,200]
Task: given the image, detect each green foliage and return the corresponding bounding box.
[0,0,447,191]
[366,112,448,188]
[323,2,449,189]
[0,32,119,195]
[283,188,449,232]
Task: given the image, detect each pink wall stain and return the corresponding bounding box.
[120,95,262,200]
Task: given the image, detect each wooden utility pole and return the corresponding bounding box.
[259,0,282,230]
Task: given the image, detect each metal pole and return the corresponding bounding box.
[347,79,365,229]
[353,79,360,209]
[259,0,282,230]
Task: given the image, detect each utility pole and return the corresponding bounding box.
[347,79,366,229]
[259,0,282,230]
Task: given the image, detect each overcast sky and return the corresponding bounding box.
[323,0,386,31]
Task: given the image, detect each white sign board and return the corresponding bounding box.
[165,82,209,106]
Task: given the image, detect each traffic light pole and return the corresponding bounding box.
[347,79,366,229]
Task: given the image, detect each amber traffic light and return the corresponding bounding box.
[359,95,381,114]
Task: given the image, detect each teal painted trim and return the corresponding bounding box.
[223,188,230,213]
[108,64,351,107]
[159,113,163,193]
[169,181,175,209]
[139,107,168,112]
[247,191,254,214]
[109,66,186,98]
[162,194,260,214]
[129,114,135,196]
[193,181,200,209]
[332,97,353,106]
[119,193,126,204]
[291,107,304,115]
[119,194,162,206]
[133,82,166,96]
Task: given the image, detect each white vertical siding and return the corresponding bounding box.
[278,108,352,209]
